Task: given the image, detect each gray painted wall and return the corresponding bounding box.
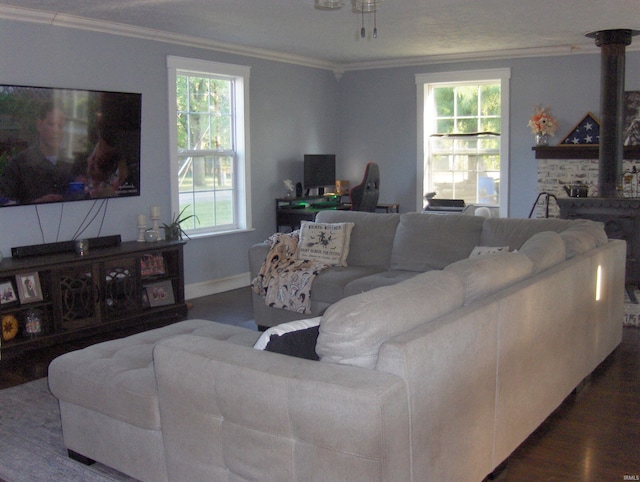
[0,19,339,290]
[337,52,640,217]
[1,17,639,290]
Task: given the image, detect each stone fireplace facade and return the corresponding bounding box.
[534,157,639,218]
[536,156,640,298]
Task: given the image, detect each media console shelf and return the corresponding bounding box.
[0,240,187,361]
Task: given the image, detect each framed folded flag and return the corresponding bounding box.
[560,112,600,145]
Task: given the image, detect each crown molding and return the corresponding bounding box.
[1,5,638,75]
[0,5,339,72]
[341,45,597,72]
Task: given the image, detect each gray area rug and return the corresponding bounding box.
[0,378,135,482]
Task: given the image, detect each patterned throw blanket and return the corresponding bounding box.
[251,231,327,314]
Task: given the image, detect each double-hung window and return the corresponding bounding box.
[167,56,251,236]
[416,69,510,215]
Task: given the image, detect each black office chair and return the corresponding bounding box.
[349,162,380,212]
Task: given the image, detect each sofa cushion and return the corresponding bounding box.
[390,213,485,271]
[560,230,597,258]
[480,217,575,250]
[316,210,401,267]
[444,252,534,305]
[519,231,566,273]
[316,270,464,369]
[296,221,354,266]
[564,219,608,246]
[311,266,387,304]
[343,270,420,297]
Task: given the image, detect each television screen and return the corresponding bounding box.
[304,154,336,191]
[0,84,141,207]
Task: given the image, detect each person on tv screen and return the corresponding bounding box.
[85,136,129,198]
[0,101,75,205]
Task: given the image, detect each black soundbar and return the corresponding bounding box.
[11,234,122,258]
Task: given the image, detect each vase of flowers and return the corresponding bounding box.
[528,105,558,146]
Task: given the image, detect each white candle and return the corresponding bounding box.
[137,214,146,226]
[150,206,160,218]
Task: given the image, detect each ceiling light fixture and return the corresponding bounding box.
[315,0,384,39]
[316,0,346,8]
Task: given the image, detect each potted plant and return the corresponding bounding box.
[162,206,199,241]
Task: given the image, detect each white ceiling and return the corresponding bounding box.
[1,0,639,70]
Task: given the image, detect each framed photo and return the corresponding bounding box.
[145,280,175,307]
[15,272,43,304]
[140,254,166,278]
[0,278,19,306]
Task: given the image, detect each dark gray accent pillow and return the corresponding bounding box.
[265,325,320,360]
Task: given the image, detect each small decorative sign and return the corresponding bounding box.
[560,112,600,145]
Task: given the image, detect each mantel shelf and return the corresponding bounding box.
[533,145,640,160]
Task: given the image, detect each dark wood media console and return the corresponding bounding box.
[0,240,187,361]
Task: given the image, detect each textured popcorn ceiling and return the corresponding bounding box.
[0,0,638,68]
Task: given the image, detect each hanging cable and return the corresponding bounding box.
[55,203,64,242]
[35,205,45,244]
[72,199,100,240]
[97,199,108,237]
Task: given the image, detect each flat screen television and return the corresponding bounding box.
[0,84,141,207]
[304,154,335,195]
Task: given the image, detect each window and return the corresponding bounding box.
[167,56,251,236]
[416,69,510,215]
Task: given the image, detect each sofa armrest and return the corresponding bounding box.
[154,335,411,482]
[249,241,270,278]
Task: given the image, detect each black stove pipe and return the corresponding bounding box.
[587,29,637,197]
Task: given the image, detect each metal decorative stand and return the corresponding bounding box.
[528,192,558,218]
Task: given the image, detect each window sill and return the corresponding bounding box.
[183,227,255,240]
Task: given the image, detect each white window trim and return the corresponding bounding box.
[415,68,510,217]
[167,56,252,236]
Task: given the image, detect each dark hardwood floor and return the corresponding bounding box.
[0,286,638,481]
[495,326,640,481]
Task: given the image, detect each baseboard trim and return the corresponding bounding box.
[185,272,251,300]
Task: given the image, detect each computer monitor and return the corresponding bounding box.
[304,154,336,195]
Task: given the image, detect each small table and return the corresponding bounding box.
[275,197,399,231]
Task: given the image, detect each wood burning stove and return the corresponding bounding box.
[558,29,639,299]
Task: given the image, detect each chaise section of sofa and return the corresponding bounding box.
[48,319,261,482]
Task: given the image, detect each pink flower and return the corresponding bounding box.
[528,105,558,136]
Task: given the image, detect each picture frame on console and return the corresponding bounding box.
[15,272,43,304]
[0,278,18,306]
[145,280,174,307]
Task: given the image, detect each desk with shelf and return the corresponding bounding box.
[275,197,399,231]
[0,240,187,361]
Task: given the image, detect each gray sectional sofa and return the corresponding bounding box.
[250,209,615,328]
[48,210,626,481]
